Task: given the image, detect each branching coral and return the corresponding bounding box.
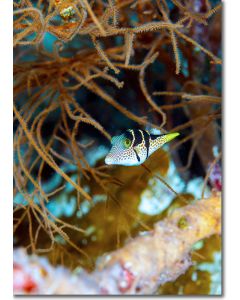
[13,0,222,295]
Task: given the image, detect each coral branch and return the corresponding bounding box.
[13,105,92,202]
[81,0,106,36]
[14,196,221,295]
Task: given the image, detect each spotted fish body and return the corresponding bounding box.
[105,129,179,166]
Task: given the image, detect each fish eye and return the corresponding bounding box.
[124,138,131,148]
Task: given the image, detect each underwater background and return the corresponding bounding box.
[13,0,222,295]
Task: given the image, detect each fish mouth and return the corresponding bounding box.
[105,155,113,165]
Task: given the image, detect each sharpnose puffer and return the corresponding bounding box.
[105,129,179,166]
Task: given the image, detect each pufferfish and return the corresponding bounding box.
[105,129,179,166]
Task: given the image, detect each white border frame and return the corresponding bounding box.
[2,0,240,299]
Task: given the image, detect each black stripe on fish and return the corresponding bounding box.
[132,129,143,147]
[133,149,140,162]
[142,130,150,158]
